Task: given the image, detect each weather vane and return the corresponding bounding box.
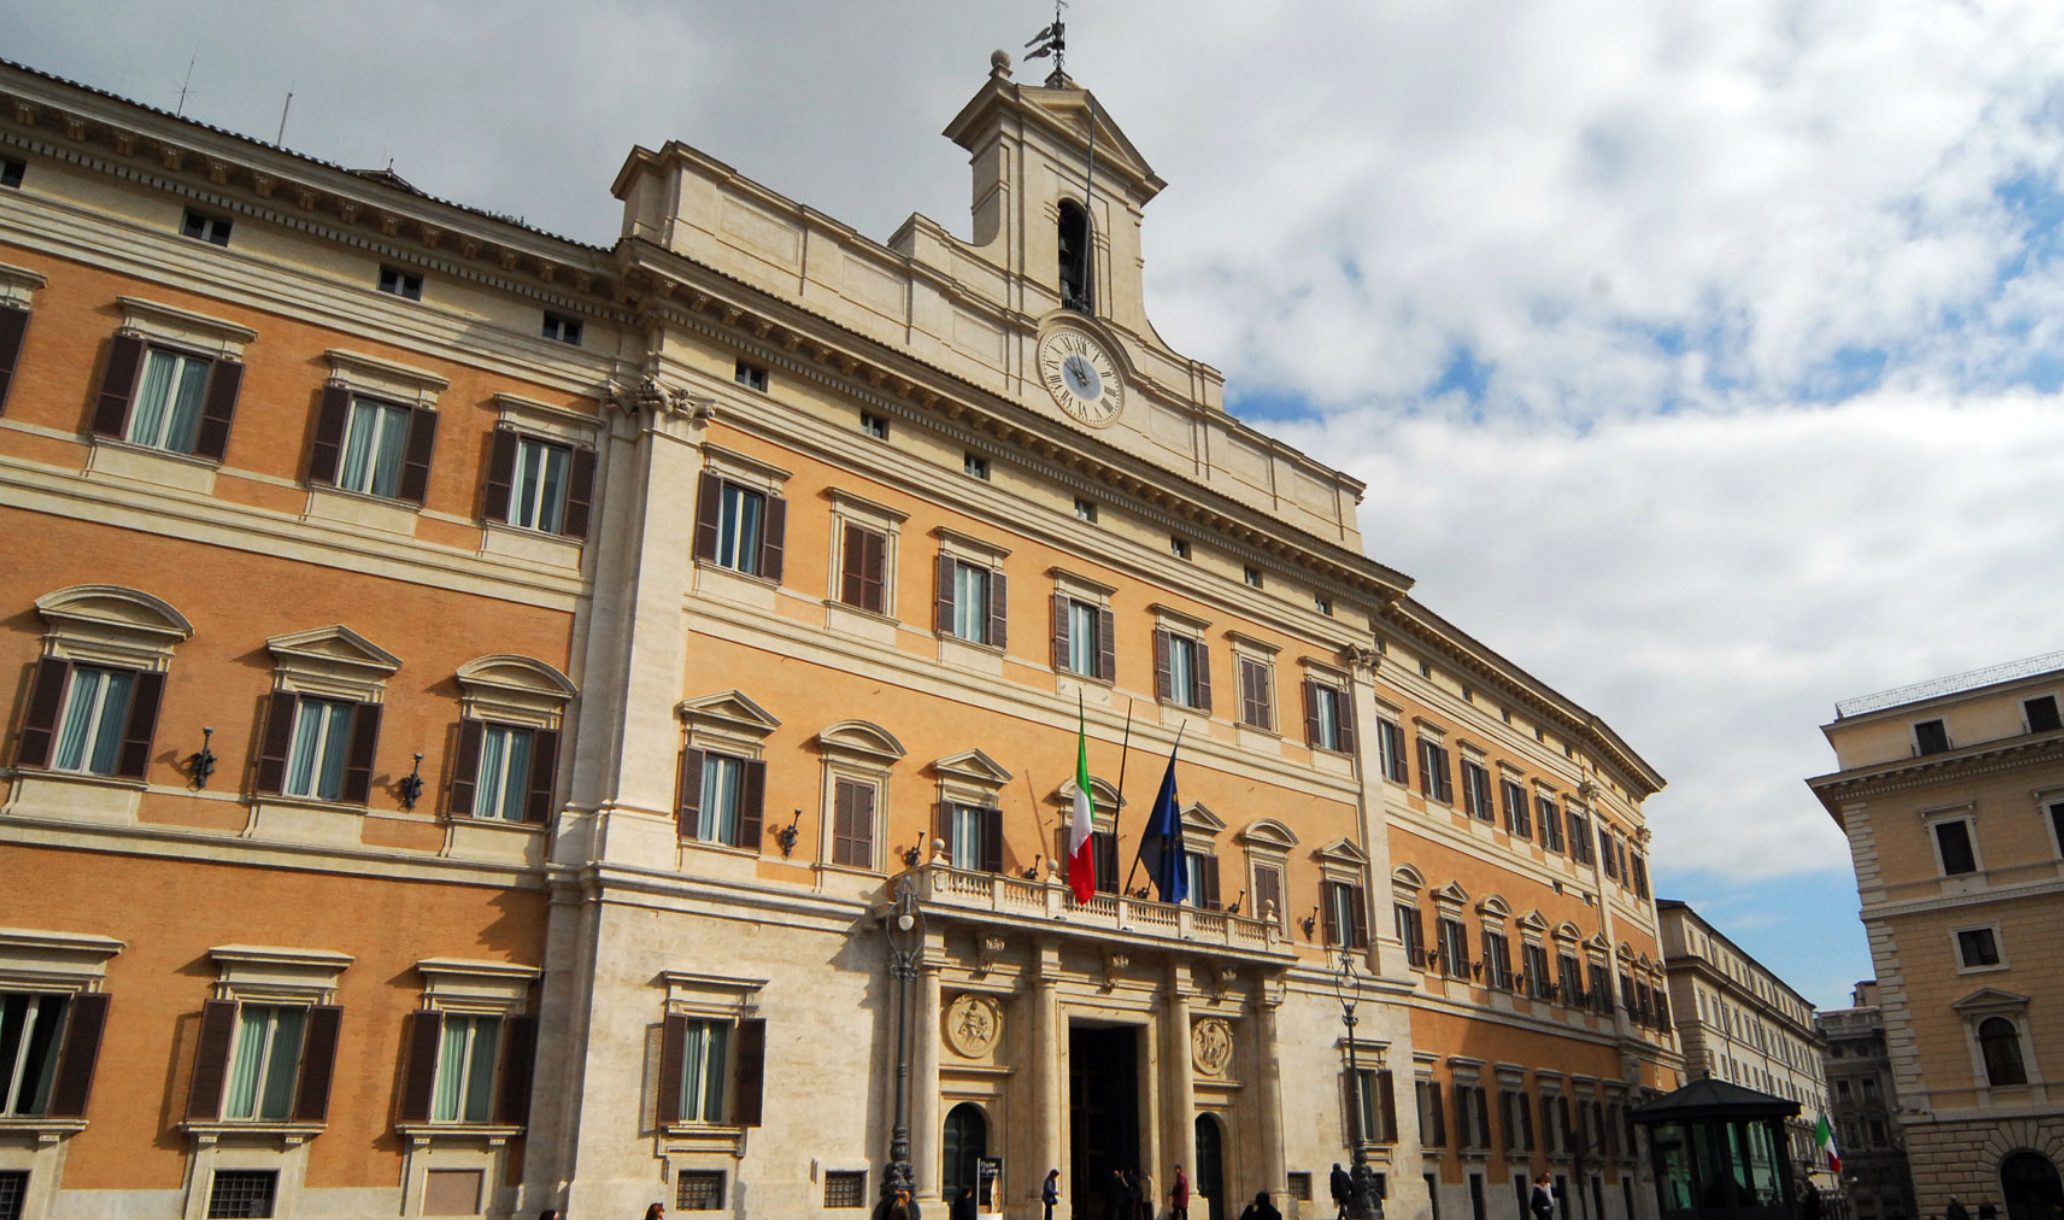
[1024,1,1067,85]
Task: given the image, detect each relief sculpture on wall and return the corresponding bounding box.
[945,993,1002,1058]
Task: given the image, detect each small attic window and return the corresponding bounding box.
[1058,200,1093,314]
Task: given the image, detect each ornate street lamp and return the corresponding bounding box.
[1334,953,1384,1220]
[876,876,927,1220]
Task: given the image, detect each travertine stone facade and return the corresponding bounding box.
[1812,654,2064,1220]
[1,52,1679,1220]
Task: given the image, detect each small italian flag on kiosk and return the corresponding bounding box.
[1815,1112,1842,1175]
[1067,695,1098,903]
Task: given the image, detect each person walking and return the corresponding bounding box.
[645,1204,666,1220]
[1171,1166,1191,1220]
[1530,1174,1555,1220]
[1044,1170,1062,1220]
[1239,1192,1282,1220]
[1138,1170,1155,1220]
[1330,1164,1352,1220]
[952,1188,978,1220]
[1111,1170,1133,1220]
[1948,1200,1972,1220]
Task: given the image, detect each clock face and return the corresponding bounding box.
[1037,331,1124,426]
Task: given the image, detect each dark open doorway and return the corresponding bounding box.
[1194,1113,1226,1220]
[1070,1023,1140,1220]
[944,1103,988,1208]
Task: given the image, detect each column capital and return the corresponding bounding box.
[603,374,715,427]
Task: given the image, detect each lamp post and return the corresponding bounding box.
[876,876,927,1220]
[1334,953,1383,1220]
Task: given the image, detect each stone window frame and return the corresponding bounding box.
[179,946,355,1143]
[1149,603,1214,714]
[657,971,768,1158]
[1947,920,2009,975]
[0,929,123,1141]
[1446,1056,1491,1158]
[1180,801,1228,907]
[250,626,401,813]
[91,297,257,468]
[826,489,908,621]
[675,691,780,858]
[1239,819,1299,931]
[1920,804,1983,877]
[1315,838,1373,951]
[1475,896,1513,991]
[483,393,606,544]
[1428,880,1470,979]
[1050,567,1118,686]
[2034,786,2064,860]
[1513,910,1551,1000]
[15,586,193,796]
[1301,656,1355,755]
[933,527,1011,654]
[1536,1069,1569,1160]
[814,720,906,875]
[1226,633,1280,734]
[454,655,576,733]
[930,749,1014,872]
[1952,988,2041,1100]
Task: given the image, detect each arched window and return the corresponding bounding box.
[1058,200,1092,313]
[1980,1017,2028,1086]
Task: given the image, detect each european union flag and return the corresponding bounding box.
[1136,748,1187,904]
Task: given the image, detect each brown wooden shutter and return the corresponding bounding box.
[676,748,705,838]
[448,719,484,816]
[193,359,242,461]
[495,1014,538,1126]
[0,304,28,415]
[656,1014,689,1127]
[1194,641,1213,713]
[46,991,110,1118]
[733,1017,767,1127]
[397,407,438,504]
[563,446,598,537]
[524,729,559,823]
[1557,1095,1573,1150]
[1478,1086,1494,1148]
[1407,908,1426,967]
[759,494,787,584]
[397,1010,443,1124]
[253,692,299,795]
[185,999,239,1121]
[1521,1092,1535,1149]
[90,333,145,437]
[482,428,519,522]
[1378,1071,1398,1143]
[1348,884,1369,950]
[861,528,886,613]
[692,472,722,563]
[1338,690,1357,755]
[1453,1083,1472,1147]
[1302,680,1321,747]
[934,554,957,634]
[841,525,867,608]
[1253,866,1282,926]
[986,568,1008,650]
[112,669,163,779]
[831,781,854,864]
[935,801,954,860]
[850,782,876,866]
[1427,1079,1446,1146]
[340,703,381,804]
[1096,607,1116,682]
[16,657,71,768]
[307,384,353,485]
[1199,857,1221,908]
[1051,593,1070,670]
[1320,881,1341,944]
[1154,628,1172,701]
[291,1005,343,1123]
[1093,831,1119,893]
[736,758,765,851]
[980,806,1004,873]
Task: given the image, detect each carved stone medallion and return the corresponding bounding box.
[1192,1017,1234,1076]
[944,993,1003,1058]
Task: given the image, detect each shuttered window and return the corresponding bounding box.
[1438,918,1470,977]
[185,999,340,1126]
[675,750,765,853]
[1305,681,1355,753]
[1377,720,1408,783]
[1566,810,1593,864]
[1238,658,1273,730]
[1322,880,1368,950]
[1521,944,1551,1000]
[1253,864,1285,928]
[471,725,534,823]
[839,525,889,615]
[447,719,558,824]
[698,755,748,846]
[943,804,1005,874]
[283,698,361,803]
[0,992,73,1116]
[336,399,415,498]
[1418,740,1454,803]
[1394,903,1426,968]
[482,429,596,537]
[1461,761,1494,820]
[1538,797,1565,852]
[50,665,139,776]
[1483,932,1512,990]
[0,303,28,416]
[1065,600,1100,676]
[432,1015,501,1124]
[89,334,244,460]
[223,1005,308,1122]
[1501,781,1533,837]
[1154,630,1212,711]
[656,1015,767,1128]
[1183,853,1221,909]
[830,778,876,869]
[124,348,212,453]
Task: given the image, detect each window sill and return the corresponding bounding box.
[662,1122,748,1155]
[822,597,897,625]
[85,434,221,494]
[449,814,545,834]
[0,1117,88,1143]
[8,766,146,791]
[257,792,370,814]
[1955,962,2009,975]
[181,1120,327,1146]
[396,1123,525,1147]
[481,520,584,568]
[678,836,761,859]
[304,484,420,535]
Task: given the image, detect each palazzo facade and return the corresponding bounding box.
[0,53,1679,1220]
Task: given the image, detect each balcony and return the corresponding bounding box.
[909,863,1292,959]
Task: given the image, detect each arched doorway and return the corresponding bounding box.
[944,1103,989,1208]
[2001,1151,2063,1220]
[1194,1114,1226,1220]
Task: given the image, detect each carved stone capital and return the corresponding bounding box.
[1342,644,1382,673]
[603,376,715,424]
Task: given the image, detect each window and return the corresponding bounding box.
[734,360,768,391]
[677,1171,727,1211]
[1538,796,1564,851]
[2052,802,2064,858]
[696,754,753,846]
[1170,536,1191,560]
[1600,827,1619,879]
[89,331,246,461]
[1287,1173,1312,1202]
[830,777,877,869]
[964,452,990,480]
[1589,963,1614,1014]
[1868,1118,1887,1146]
[1058,199,1093,312]
[1377,720,1408,783]
[505,435,574,533]
[1322,880,1368,949]
[1956,927,2001,968]
[861,412,889,440]
[1253,862,1285,928]
[1861,1077,1878,1101]
[1483,932,1512,990]
[1522,943,1551,999]
[1979,1017,2027,1086]
[207,1170,276,1219]
[1934,819,1978,876]
[2026,695,2062,733]
[541,312,583,345]
[469,724,538,822]
[953,563,993,644]
[1185,851,1223,909]
[1557,953,1584,1006]
[283,697,361,802]
[1074,497,1097,522]
[181,209,232,246]
[48,663,144,776]
[0,157,22,188]
[1567,809,1593,864]
[1058,598,1109,679]
[715,482,766,571]
[944,804,1004,873]
[1395,903,1427,968]
[223,1003,310,1121]
[1418,739,1454,803]
[1501,781,1533,837]
[1438,918,1469,977]
[1629,852,1649,899]
[1155,630,1211,711]
[123,346,213,453]
[1461,761,1494,821]
[0,1171,23,1220]
[1305,681,1354,752]
[1237,658,1274,730]
[336,397,415,498]
[1417,1079,1446,1146]
[1243,566,1263,588]
[0,992,71,1116]
[825,1172,867,1209]
[1913,719,1950,755]
[839,525,890,615]
[1315,596,1333,616]
[378,266,423,300]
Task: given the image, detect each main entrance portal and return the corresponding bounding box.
[1069,1023,1141,1220]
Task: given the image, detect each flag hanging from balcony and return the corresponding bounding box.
[1136,744,1188,904]
[1067,694,1097,903]
[1814,1112,1841,1174]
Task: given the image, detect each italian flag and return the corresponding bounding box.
[1815,1113,1841,1175]
[1067,696,1097,903]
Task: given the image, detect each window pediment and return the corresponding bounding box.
[36,584,192,668]
[1615,940,1636,960]
[1315,837,1369,867]
[678,690,782,736]
[1391,864,1426,890]
[325,347,449,402]
[1477,895,1511,919]
[1240,818,1299,852]
[1181,801,1226,836]
[210,944,353,1002]
[456,654,576,728]
[1431,880,1470,907]
[1050,773,1119,810]
[1515,910,1549,934]
[1553,921,1584,942]
[936,748,1014,788]
[701,442,793,489]
[816,719,907,763]
[118,295,257,354]
[932,526,1010,565]
[416,957,540,1008]
[267,625,401,702]
[0,927,125,990]
[1953,986,2030,1013]
[0,261,47,308]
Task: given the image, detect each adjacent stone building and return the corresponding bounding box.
[1811,653,2064,1220]
[1819,982,1917,1220]
[0,51,1681,1220]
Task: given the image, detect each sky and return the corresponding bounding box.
[8,0,2062,1011]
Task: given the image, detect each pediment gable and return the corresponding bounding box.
[1052,773,1120,808]
[1953,986,2030,1011]
[267,624,401,675]
[816,719,908,762]
[1515,910,1550,933]
[938,748,1014,787]
[1554,921,1584,942]
[1477,895,1512,918]
[1239,819,1299,851]
[1181,802,1226,835]
[944,76,1163,200]
[37,584,192,642]
[1431,880,1471,906]
[1391,864,1426,890]
[677,690,782,734]
[1315,837,1369,867]
[456,654,576,700]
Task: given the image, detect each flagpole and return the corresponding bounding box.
[1121,721,1184,897]
[1105,698,1135,881]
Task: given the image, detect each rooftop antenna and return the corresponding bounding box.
[1023,1,1067,85]
[1026,3,1099,310]
[275,89,293,145]
[174,51,198,117]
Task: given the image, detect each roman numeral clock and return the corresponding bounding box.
[1037,329,1124,427]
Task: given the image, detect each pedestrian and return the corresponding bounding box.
[1138,1170,1155,1220]
[645,1204,665,1220]
[1171,1165,1191,1220]
[538,1212,559,1220]
[1530,1174,1555,1220]
[1331,1164,1352,1220]
[952,1187,978,1220]
[1240,1192,1283,1220]
[1949,1199,1972,1220]
[1112,1170,1132,1220]
[1044,1170,1062,1220]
